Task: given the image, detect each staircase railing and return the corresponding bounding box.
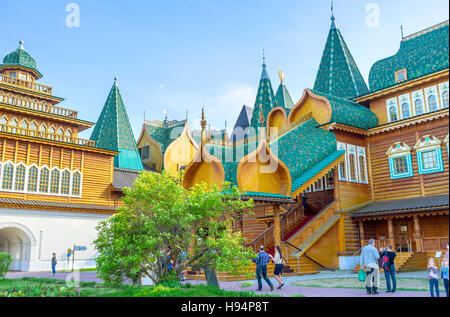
[351,247,362,270]
[248,201,303,253]
[395,240,412,265]
[283,240,334,271]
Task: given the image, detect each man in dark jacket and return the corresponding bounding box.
[380,244,397,293]
[252,246,274,291]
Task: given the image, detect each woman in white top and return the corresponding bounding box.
[273,245,285,289]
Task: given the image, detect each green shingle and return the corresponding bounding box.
[144,119,187,162]
[311,89,379,130]
[90,80,143,171]
[1,42,43,77]
[369,22,449,93]
[275,82,295,111]
[313,20,369,99]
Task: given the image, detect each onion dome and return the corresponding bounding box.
[1,41,42,78]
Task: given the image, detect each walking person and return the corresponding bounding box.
[379,244,397,293]
[360,239,380,295]
[252,246,274,292]
[301,192,307,214]
[440,257,449,297]
[51,253,57,276]
[428,258,440,297]
[273,246,285,289]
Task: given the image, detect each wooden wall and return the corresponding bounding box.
[0,136,116,206]
[303,222,340,269]
[241,205,271,244]
[368,116,449,201]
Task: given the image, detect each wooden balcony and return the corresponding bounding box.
[0,90,78,119]
[0,124,95,147]
[0,73,53,95]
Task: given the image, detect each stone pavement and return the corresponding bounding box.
[5,270,434,297]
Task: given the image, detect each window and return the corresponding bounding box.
[14,164,26,191]
[30,121,38,136]
[19,73,27,80]
[428,95,438,112]
[348,153,357,182]
[359,156,367,183]
[338,161,346,180]
[65,129,72,140]
[9,72,16,78]
[139,146,150,160]
[50,169,60,194]
[0,116,7,132]
[414,135,444,175]
[421,150,438,170]
[325,171,334,189]
[71,172,81,196]
[443,90,449,109]
[11,119,18,133]
[60,170,71,195]
[39,167,50,193]
[401,103,410,119]
[393,156,408,174]
[27,166,38,192]
[2,163,14,190]
[314,178,323,191]
[415,99,424,116]
[386,142,413,179]
[389,106,398,122]
[39,124,47,137]
[395,69,407,83]
[20,119,28,130]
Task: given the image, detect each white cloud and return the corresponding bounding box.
[159,84,165,89]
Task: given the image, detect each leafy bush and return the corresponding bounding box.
[240,281,254,289]
[0,253,12,278]
[0,284,81,297]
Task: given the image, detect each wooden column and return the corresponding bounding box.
[273,204,282,248]
[359,220,365,248]
[388,218,395,248]
[413,215,423,252]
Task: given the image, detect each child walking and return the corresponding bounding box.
[441,257,449,297]
[427,258,440,297]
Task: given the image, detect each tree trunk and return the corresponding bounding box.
[203,267,219,287]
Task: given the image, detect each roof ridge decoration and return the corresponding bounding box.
[369,22,449,93]
[236,119,292,196]
[182,108,225,189]
[90,78,143,171]
[163,122,198,176]
[313,15,369,99]
[249,54,277,129]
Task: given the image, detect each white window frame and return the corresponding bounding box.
[357,146,368,184]
[337,142,348,181]
[347,144,359,183]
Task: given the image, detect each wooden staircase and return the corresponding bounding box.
[343,214,360,253]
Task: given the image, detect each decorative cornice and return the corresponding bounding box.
[386,142,411,157]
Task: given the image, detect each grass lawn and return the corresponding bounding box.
[0,277,278,297]
[292,277,447,292]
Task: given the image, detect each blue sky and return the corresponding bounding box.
[1,0,449,139]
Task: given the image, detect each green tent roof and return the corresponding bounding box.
[313,19,369,99]
[368,21,449,93]
[275,82,295,111]
[90,79,143,171]
[249,59,278,129]
[311,89,379,130]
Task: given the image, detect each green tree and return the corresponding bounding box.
[0,252,12,278]
[94,170,255,286]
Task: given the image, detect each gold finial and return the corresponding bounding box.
[278,70,285,83]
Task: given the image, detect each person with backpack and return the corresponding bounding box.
[379,244,397,293]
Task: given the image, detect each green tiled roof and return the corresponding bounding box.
[90,79,143,171]
[1,41,42,77]
[291,150,345,193]
[275,82,295,111]
[144,119,187,160]
[249,61,277,128]
[369,21,449,93]
[311,89,379,130]
[271,118,337,182]
[313,19,369,99]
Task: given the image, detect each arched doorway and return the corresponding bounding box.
[0,224,35,272]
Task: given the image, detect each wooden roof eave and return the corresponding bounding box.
[0,131,119,156]
[290,153,345,198]
[0,82,65,103]
[351,206,449,220]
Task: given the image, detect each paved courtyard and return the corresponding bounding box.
[5,269,439,297]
